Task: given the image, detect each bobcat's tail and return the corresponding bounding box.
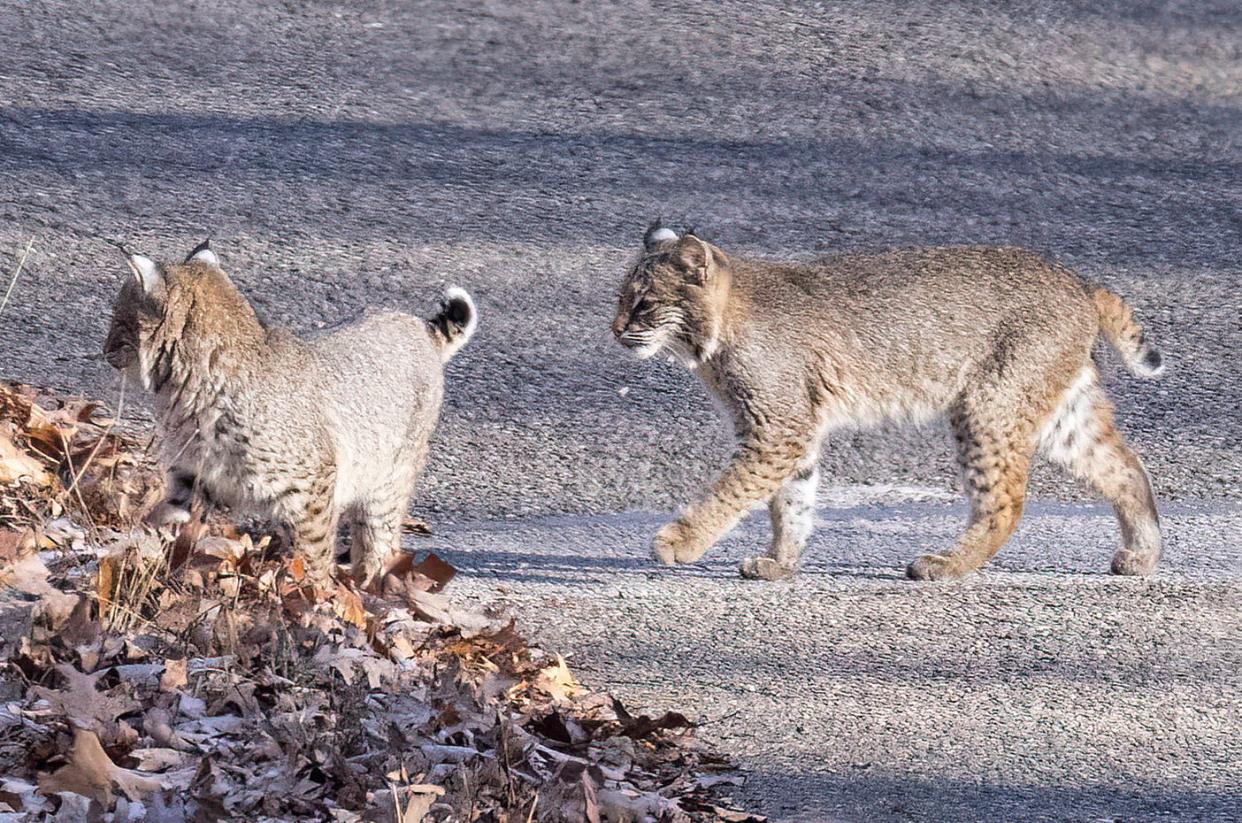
[1092,287,1164,378]
[428,287,477,362]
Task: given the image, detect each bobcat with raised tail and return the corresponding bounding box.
[105,241,477,587]
[612,222,1164,581]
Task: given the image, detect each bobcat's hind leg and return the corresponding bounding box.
[1038,367,1161,575]
[278,469,340,586]
[908,396,1036,581]
[741,457,821,582]
[350,497,407,590]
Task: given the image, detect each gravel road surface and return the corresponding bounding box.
[1,2,1239,820]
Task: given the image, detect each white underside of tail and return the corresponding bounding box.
[1126,349,1165,379]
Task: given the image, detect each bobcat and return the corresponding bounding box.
[104,241,476,587]
[612,222,1165,581]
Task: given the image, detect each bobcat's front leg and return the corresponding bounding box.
[740,460,821,581]
[145,470,199,527]
[652,431,812,566]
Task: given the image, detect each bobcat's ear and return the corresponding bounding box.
[675,236,726,284]
[643,218,678,252]
[185,238,219,267]
[127,254,161,293]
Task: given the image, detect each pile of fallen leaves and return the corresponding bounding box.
[0,382,762,822]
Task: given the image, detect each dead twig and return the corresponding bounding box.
[0,237,34,322]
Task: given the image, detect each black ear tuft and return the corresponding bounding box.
[184,237,212,263]
[643,217,664,248]
[104,237,135,260]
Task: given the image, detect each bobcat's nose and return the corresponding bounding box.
[611,316,628,338]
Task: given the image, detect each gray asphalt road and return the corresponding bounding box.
[437,496,1241,822]
[1,2,1240,820]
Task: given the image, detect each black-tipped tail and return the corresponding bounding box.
[428,287,477,362]
[1093,287,1166,379]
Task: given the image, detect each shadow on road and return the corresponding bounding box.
[5,81,1242,267]
[739,768,1242,823]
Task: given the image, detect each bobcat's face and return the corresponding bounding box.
[612,226,729,366]
[103,242,226,391]
[612,261,691,359]
[104,262,170,388]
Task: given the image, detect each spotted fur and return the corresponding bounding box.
[613,225,1165,580]
[104,242,476,587]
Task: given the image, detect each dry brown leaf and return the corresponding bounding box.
[400,515,433,537]
[23,400,75,463]
[582,767,602,823]
[128,748,188,772]
[159,658,188,692]
[288,553,306,582]
[380,551,456,594]
[32,663,139,740]
[368,783,443,823]
[333,582,368,629]
[534,656,585,703]
[196,535,245,563]
[38,728,161,804]
[0,528,36,564]
[0,428,50,486]
[0,382,35,423]
[95,552,118,614]
[0,776,51,816]
[1,554,79,619]
[410,552,456,592]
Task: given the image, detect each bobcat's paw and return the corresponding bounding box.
[1110,549,1158,576]
[906,553,966,581]
[352,556,388,593]
[739,556,794,581]
[298,558,338,591]
[144,500,192,528]
[651,520,710,565]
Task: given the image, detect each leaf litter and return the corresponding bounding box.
[0,381,764,822]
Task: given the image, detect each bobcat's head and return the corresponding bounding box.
[611,221,730,367]
[104,240,257,391]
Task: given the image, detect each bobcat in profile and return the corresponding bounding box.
[104,241,477,587]
[612,223,1165,581]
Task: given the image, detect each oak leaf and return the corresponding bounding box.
[38,728,161,804]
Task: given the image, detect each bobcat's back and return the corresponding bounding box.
[719,246,1100,423]
[307,311,446,505]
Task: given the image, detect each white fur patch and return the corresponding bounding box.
[128,254,159,293]
[648,227,678,244]
[769,465,820,566]
[1129,348,1165,379]
[631,328,674,362]
[1036,367,1098,465]
[190,247,220,267]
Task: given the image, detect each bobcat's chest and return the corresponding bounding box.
[161,399,269,510]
